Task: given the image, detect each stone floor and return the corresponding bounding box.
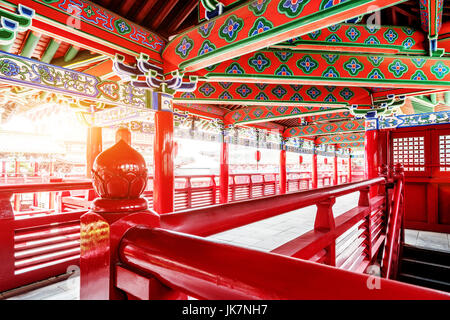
[2,191,449,300]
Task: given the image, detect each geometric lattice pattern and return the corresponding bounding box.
[439,135,450,172]
[393,136,425,172]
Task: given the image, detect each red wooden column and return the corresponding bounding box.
[1,160,5,178]
[153,109,174,214]
[86,127,102,178]
[115,127,131,145]
[14,160,19,177]
[312,140,318,189]
[365,128,379,181]
[279,141,287,194]
[364,118,382,197]
[219,129,229,204]
[348,148,353,183]
[333,145,339,185]
[33,161,39,207]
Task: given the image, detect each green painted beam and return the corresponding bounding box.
[20,31,40,58]
[0,42,14,53]
[64,45,80,62]
[52,51,106,69]
[410,99,434,114]
[430,93,437,105]
[410,96,437,108]
[40,39,60,63]
[445,92,450,105]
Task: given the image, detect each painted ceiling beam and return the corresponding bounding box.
[223,106,349,126]
[335,141,363,148]
[195,49,450,89]
[82,59,117,79]
[315,132,364,144]
[0,0,165,63]
[284,119,365,138]
[273,23,426,55]
[163,0,407,73]
[0,50,148,109]
[371,88,448,101]
[174,81,372,107]
[174,104,227,119]
[305,111,354,123]
[247,121,285,132]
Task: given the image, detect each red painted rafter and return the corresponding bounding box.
[135,0,159,24]
[118,0,135,16]
[148,0,179,30]
[166,0,199,36]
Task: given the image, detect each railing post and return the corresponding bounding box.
[186,177,192,209]
[314,197,336,266]
[248,174,253,199]
[231,175,236,202]
[0,192,15,292]
[80,140,162,300]
[262,174,267,196]
[359,187,372,260]
[211,176,217,205]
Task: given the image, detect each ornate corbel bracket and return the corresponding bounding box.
[113,53,198,93]
[0,4,34,46]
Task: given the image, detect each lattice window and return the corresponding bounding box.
[439,135,450,172]
[392,136,425,172]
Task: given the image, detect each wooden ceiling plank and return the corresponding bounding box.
[166,0,198,35]
[147,0,178,31]
[135,0,159,24]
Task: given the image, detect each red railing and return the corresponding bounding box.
[0,182,92,292]
[381,169,405,279]
[102,177,449,299]
[0,170,363,293]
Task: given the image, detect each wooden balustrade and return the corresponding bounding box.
[108,176,447,300]
[0,169,364,293]
[116,225,446,300]
[0,182,92,292]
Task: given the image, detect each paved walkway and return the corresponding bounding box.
[2,191,449,300]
